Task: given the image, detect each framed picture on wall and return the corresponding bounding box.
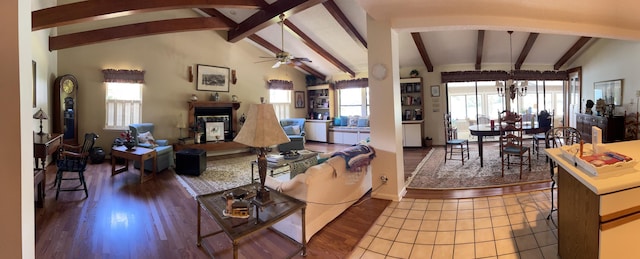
[295,91,305,108]
[196,64,230,92]
[431,85,440,97]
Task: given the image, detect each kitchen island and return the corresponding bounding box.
[545,140,640,259]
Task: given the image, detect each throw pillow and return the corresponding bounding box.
[137,131,155,144]
[348,115,360,127]
[340,116,349,126]
[283,125,298,135]
[357,118,369,127]
[291,125,301,135]
[290,156,318,178]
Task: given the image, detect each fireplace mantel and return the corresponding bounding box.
[188,101,241,111]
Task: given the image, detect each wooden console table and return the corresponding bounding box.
[33,132,63,205]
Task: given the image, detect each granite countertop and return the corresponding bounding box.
[545,140,640,195]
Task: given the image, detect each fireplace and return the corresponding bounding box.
[188,102,240,142]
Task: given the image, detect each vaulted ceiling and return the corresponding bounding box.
[35,0,626,81]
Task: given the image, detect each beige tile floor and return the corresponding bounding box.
[350,189,559,259]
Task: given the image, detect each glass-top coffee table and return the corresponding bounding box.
[196,183,306,258]
[251,150,317,182]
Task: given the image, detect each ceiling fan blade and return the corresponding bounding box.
[293,57,311,63]
[255,59,276,64]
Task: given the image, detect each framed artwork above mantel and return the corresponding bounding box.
[196,64,230,92]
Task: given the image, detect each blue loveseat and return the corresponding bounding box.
[278,118,306,153]
[129,123,174,172]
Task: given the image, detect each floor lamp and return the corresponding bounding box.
[233,103,290,204]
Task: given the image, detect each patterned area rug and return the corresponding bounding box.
[175,154,289,198]
[408,144,551,189]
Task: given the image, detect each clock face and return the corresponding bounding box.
[62,79,74,94]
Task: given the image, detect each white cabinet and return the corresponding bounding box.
[329,128,369,145]
[402,122,423,147]
[305,120,330,142]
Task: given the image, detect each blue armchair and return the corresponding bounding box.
[129,123,174,172]
[278,118,306,153]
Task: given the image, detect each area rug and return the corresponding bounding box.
[408,144,551,189]
[175,154,289,198]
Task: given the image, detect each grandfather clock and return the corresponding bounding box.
[53,74,79,145]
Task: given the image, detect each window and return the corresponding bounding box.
[105,83,142,129]
[338,87,369,116]
[269,89,291,120]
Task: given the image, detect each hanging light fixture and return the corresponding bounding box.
[497,31,527,100]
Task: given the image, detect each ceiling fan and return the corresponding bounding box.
[259,14,311,68]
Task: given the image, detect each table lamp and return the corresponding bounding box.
[176,113,187,139]
[233,103,290,204]
[33,108,49,135]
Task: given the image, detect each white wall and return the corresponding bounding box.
[56,10,308,150]
[569,38,640,116]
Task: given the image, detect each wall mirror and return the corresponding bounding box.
[594,79,623,106]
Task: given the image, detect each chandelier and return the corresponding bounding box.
[497,31,527,100]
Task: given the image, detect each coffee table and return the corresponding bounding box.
[111,145,157,183]
[196,183,306,258]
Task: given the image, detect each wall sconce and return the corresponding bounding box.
[231,69,237,85]
[188,66,193,83]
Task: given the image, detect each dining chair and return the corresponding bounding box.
[443,113,470,165]
[499,111,531,179]
[54,133,98,200]
[532,110,553,158]
[545,127,581,219]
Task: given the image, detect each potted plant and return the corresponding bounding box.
[410,69,419,78]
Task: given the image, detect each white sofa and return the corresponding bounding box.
[265,156,372,243]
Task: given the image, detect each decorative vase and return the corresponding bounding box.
[124,141,136,150]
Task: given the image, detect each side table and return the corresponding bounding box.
[111,145,157,183]
[196,183,306,258]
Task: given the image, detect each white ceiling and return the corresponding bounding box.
[228,0,602,79]
[50,0,640,79]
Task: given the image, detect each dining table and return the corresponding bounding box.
[469,122,543,167]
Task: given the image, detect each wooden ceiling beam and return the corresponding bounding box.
[554,36,592,70]
[411,32,434,72]
[247,34,326,79]
[32,0,260,31]
[515,32,539,70]
[284,20,355,77]
[322,0,367,49]
[227,0,326,43]
[49,17,229,51]
[475,30,485,70]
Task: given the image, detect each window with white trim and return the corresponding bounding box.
[105,82,142,129]
[269,89,291,120]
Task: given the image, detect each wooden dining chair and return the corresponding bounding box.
[443,113,470,165]
[55,133,98,200]
[532,110,553,158]
[545,127,581,219]
[499,111,531,179]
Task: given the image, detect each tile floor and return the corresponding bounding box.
[350,189,559,259]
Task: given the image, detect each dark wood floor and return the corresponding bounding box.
[35,142,548,258]
[35,143,389,259]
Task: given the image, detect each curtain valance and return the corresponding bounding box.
[102,69,145,83]
[334,78,368,89]
[268,79,293,90]
[441,70,568,83]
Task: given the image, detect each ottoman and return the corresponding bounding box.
[175,149,206,176]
